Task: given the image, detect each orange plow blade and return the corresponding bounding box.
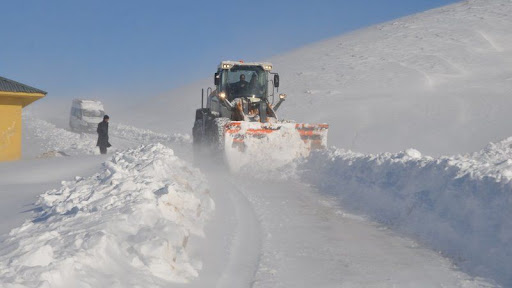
[223,121,328,172]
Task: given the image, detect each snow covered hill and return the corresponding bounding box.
[124,0,512,157]
[274,0,512,156]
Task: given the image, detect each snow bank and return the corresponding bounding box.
[23,114,191,158]
[300,141,512,286]
[110,123,191,145]
[0,144,214,287]
[24,115,98,156]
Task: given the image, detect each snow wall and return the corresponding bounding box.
[0,144,214,287]
[301,140,512,286]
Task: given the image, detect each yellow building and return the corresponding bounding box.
[0,76,46,161]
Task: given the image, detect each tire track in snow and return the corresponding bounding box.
[236,178,495,288]
[215,180,262,287]
[180,168,262,288]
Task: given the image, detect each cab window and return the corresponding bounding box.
[220,66,267,100]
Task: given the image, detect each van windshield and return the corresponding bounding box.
[82,110,105,118]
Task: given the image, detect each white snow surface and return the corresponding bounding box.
[0,155,104,242]
[111,123,191,145]
[5,114,503,287]
[24,115,98,157]
[273,0,512,156]
[0,144,214,287]
[299,139,512,286]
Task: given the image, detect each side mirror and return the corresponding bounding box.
[214,73,220,86]
[274,74,280,88]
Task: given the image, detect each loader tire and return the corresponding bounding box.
[192,119,204,146]
[192,108,209,146]
[209,117,230,153]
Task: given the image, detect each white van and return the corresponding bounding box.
[69,99,105,132]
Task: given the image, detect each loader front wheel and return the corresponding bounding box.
[209,117,230,153]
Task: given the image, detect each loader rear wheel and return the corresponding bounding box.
[192,119,204,146]
[192,108,211,154]
[192,118,208,165]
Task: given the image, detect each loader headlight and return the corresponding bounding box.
[279,93,287,99]
[222,64,233,69]
[263,65,272,71]
[219,92,226,100]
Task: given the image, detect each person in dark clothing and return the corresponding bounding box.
[96,115,111,154]
[249,73,264,97]
[232,74,249,97]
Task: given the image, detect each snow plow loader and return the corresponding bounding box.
[193,61,328,171]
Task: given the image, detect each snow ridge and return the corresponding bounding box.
[23,115,191,158]
[301,141,512,286]
[24,116,97,156]
[110,123,191,146]
[0,144,214,287]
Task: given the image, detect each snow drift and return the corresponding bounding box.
[0,144,214,287]
[301,138,512,286]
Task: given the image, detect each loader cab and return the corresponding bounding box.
[216,63,270,101]
[208,61,280,120]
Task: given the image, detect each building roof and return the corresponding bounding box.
[0,76,47,94]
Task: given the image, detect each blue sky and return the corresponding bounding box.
[0,0,459,100]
